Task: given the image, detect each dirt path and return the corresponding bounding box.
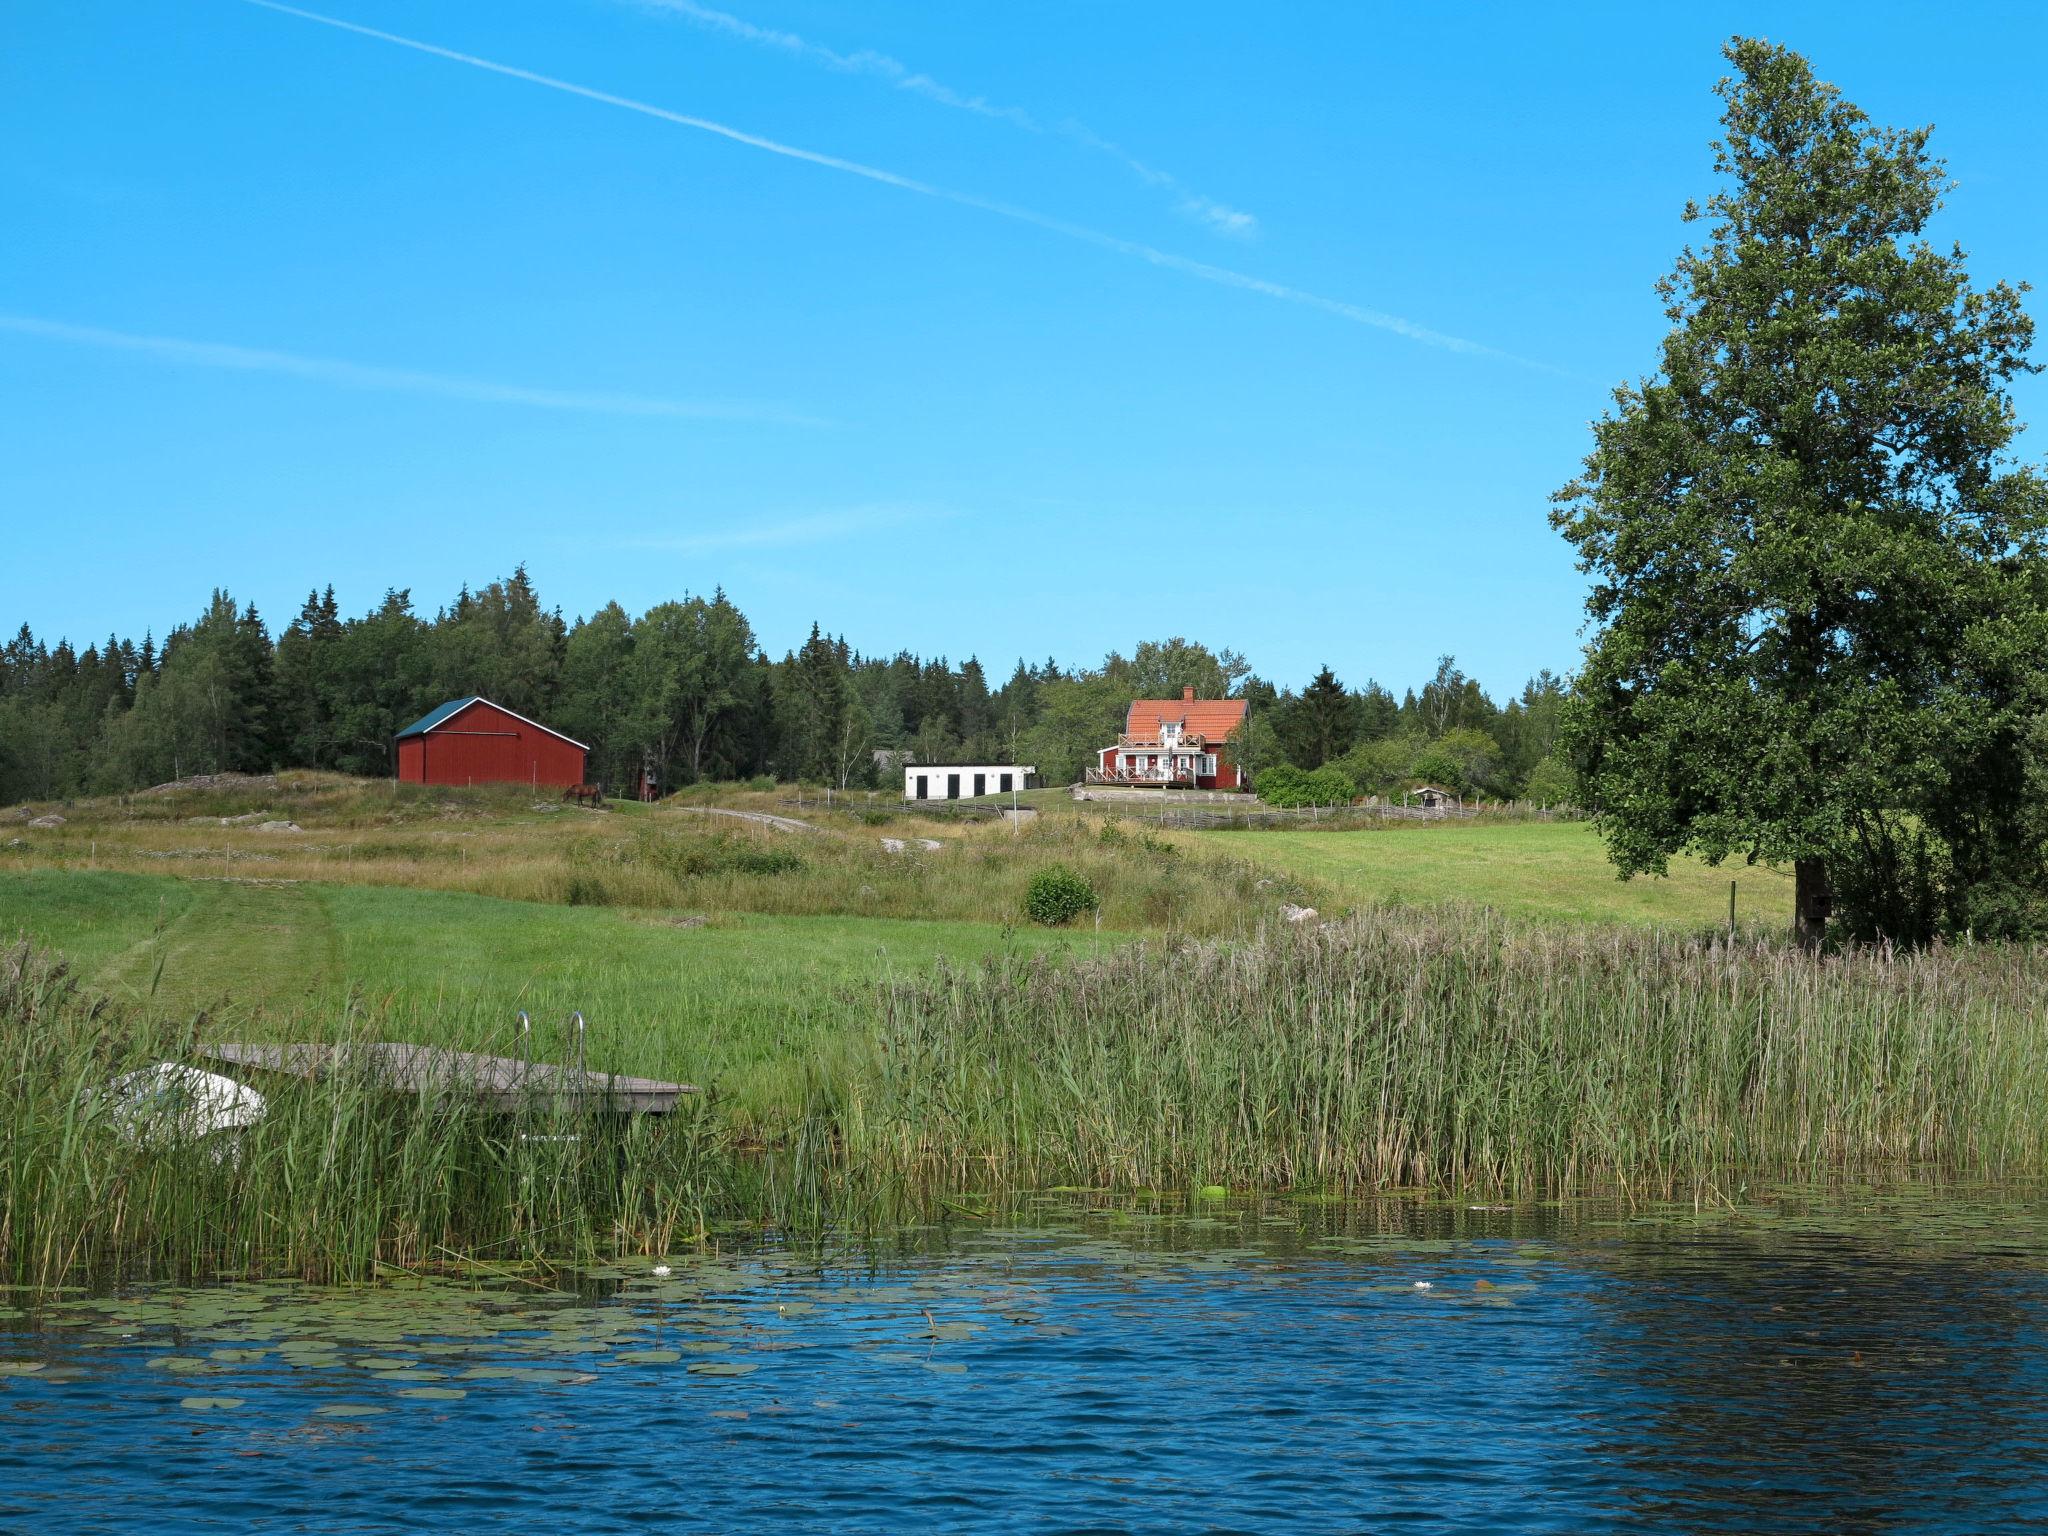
[665,807,823,834]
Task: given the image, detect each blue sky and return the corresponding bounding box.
[7,2,2048,697]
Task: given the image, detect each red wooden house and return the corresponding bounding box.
[394,696,589,790]
[1088,688,1248,790]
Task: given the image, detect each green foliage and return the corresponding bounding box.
[1522,752,1577,807]
[1025,864,1099,926]
[778,623,863,789]
[1410,727,1503,797]
[1552,38,2048,944]
[1276,665,1356,767]
[2,563,1574,814]
[1332,735,1416,798]
[1256,762,1358,808]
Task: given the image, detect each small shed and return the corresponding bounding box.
[1408,785,1455,810]
[905,764,1037,801]
[395,697,588,790]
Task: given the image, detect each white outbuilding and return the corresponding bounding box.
[904,764,1038,801]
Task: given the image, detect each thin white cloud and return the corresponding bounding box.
[0,314,820,423]
[239,2,1540,367]
[624,0,1258,238]
[624,505,952,552]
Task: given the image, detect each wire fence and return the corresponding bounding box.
[779,789,1578,832]
[1092,799,1579,831]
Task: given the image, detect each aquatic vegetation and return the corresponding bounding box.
[15,902,2048,1290]
[855,907,2048,1195]
[0,939,743,1289]
[10,1190,2048,1532]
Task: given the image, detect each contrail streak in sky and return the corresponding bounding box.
[0,314,823,423]
[238,0,1538,366]
[623,0,1258,237]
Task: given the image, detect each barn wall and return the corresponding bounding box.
[397,736,426,784]
[406,701,586,790]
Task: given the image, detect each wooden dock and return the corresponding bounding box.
[200,1043,697,1115]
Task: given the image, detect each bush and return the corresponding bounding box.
[1522,752,1577,808]
[1025,864,1099,926]
[746,776,776,793]
[1256,763,1358,808]
[563,875,614,906]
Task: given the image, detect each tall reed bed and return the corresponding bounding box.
[0,941,752,1290]
[848,907,2048,1195]
[16,906,2048,1289]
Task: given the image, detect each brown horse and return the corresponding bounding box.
[562,783,604,808]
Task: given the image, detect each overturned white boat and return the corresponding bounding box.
[102,1063,268,1147]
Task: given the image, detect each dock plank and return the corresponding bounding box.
[200,1042,696,1115]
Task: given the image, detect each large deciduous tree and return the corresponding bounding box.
[1554,38,2048,945]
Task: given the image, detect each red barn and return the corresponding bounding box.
[394,696,589,790]
[1088,687,1249,790]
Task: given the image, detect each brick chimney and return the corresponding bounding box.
[1183,686,1195,703]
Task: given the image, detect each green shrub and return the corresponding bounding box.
[747,776,776,793]
[1256,763,1357,808]
[563,875,614,906]
[1522,752,1577,807]
[1025,864,1099,926]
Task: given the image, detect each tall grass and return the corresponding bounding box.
[16,905,2048,1290]
[4,772,1322,936]
[848,907,2048,1195]
[0,940,743,1289]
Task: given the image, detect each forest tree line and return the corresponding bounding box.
[0,569,1571,805]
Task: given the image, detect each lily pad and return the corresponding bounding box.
[687,1361,758,1377]
[313,1403,388,1418]
[613,1350,682,1365]
[396,1387,467,1400]
[180,1396,245,1411]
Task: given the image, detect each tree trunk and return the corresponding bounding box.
[1794,857,1833,948]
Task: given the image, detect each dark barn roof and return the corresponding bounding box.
[395,696,589,751]
[396,696,483,738]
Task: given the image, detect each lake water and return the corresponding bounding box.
[6,1190,2048,1534]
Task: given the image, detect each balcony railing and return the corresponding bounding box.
[1084,766,1200,787]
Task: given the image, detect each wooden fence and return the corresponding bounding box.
[1092,799,1577,831]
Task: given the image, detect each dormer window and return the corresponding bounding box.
[1161,720,1182,745]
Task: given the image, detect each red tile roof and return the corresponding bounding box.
[1123,693,1248,743]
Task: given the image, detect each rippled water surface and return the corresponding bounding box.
[8,1190,2048,1533]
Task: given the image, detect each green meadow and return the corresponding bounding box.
[7,777,2048,1286]
[0,868,1115,1119]
[1197,819,1796,929]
